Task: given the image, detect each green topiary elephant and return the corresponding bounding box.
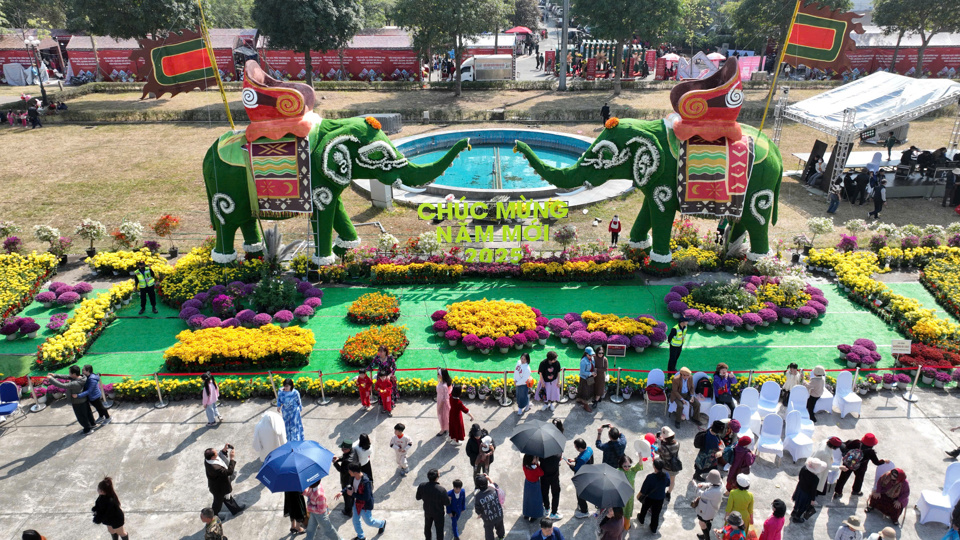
[202,117,469,265]
[514,117,783,268]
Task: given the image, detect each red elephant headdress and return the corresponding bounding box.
[669,57,743,143]
[241,60,319,142]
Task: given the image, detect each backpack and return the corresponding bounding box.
[696,378,712,398]
[693,430,707,450]
[842,448,864,471]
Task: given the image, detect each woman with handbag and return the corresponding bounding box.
[92,477,129,540]
[656,426,681,501]
[636,458,670,533]
[694,470,724,540]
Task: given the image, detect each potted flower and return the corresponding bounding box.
[252,313,273,327]
[73,282,93,299]
[294,304,314,323]
[758,308,777,327]
[445,330,462,346]
[536,327,549,345]
[778,307,797,324]
[882,372,896,390]
[466,385,477,399]
[721,313,743,332]
[683,309,702,327]
[18,320,40,339]
[845,352,862,369]
[463,334,481,351]
[524,329,539,348]
[3,236,23,254]
[34,386,47,404]
[742,312,762,331]
[567,384,578,399]
[57,291,80,308]
[47,313,68,332]
[75,219,107,258]
[478,382,491,398]
[667,301,689,319]
[701,312,722,331]
[547,318,568,336]
[36,291,56,308]
[559,330,572,344]
[921,367,936,385]
[495,336,513,354]
[895,373,912,387]
[797,306,817,325]
[479,337,495,354]
[622,384,633,399]
[631,334,651,353]
[866,373,882,391]
[143,240,161,254]
[273,310,294,328]
[433,320,449,337]
[572,330,590,349]
[513,333,528,350]
[856,377,870,395]
[49,236,72,266]
[935,370,952,389]
[152,214,182,257]
[608,334,630,350]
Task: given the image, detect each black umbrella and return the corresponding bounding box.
[572,464,634,508]
[509,420,566,457]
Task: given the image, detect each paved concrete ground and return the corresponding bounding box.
[1,385,957,540]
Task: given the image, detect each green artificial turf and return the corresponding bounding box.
[13,279,910,382]
[886,282,960,323]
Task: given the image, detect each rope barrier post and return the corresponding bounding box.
[317,370,332,405]
[746,370,754,388]
[99,376,113,409]
[154,373,167,409]
[268,371,279,406]
[558,368,570,403]
[499,371,514,407]
[902,365,922,403]
[27,377,45,413]
[610,367,624,404]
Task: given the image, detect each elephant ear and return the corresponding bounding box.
[321,131,360,186]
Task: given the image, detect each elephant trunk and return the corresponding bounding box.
[390,138,471,187]
[513,141,584,189]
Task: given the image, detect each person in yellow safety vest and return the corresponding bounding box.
[667,319,688,374]
[134,261,158,315]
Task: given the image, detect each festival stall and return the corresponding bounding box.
[851,26,960,79]
[0,32,59,85]
[261,29,420,81]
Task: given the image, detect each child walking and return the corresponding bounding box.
[357,369,373,409]
[389,423,413,476]
[446,479,466,540]
[375,372,394,414]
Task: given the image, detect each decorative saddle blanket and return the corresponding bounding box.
[216,123,321,218]
[676,135,755,219]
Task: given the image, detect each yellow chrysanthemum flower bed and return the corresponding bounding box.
[672,246,719,270]
[444,299,537,339]
[371,262,464,285]
[581,311,657,337]
[339,324,409,366]
[162,324,315,371]
[37,280,135,369]
[157,246,267,306]
[519,259,638,281]
[84,248,172,275]
[347,291,400,324]
[0,251,58,319]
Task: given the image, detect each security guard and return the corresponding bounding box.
[667,318,689,374]
[134,261,158,315]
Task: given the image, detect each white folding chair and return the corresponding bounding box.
[756,413,783,466]
[732,405,755,445]
[692,371,715,409]
[707,403,730,427]
[783,410,814,463]
[644,369,668,416]
[786,385,815,437]
[873,460,896,492]
[738,387,762,434]
[944,461,960,490]
[757,380,781,417]
[917,473,960,525]
[832,371,862,419]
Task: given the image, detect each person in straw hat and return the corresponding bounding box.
[865,527,897,540]
[670,367,702,427]
[834,515,865,540]
[791,458,826,523]
[656,426,681,499]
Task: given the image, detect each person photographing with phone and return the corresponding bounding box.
[204,444,245,519]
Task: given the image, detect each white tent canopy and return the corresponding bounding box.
[783,71,960,140]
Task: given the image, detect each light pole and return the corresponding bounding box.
[24,36,49,106]
[558,0,570,90]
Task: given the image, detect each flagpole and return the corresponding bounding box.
[759,0,802,133]
[197,0,235,130]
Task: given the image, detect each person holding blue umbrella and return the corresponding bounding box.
[258,440,336,534]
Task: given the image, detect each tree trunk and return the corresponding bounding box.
[91,35,102,82]
[916,33,932,78]
[613,38,624,96]
[304,51,313,85]
[338,49,346,81]
[455,35,463,97]
[889,30,904,73]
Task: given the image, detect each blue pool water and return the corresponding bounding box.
[409,144,578,190]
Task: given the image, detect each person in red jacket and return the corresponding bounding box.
[357,369,373,409]
[609,215,622,246]
[375,372,394,414]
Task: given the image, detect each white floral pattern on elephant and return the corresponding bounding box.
[750,189,774,226]
[312,187,333,212]
[357,140,409,171]
[580,140,631,169]
[334,236,362,249]
[211,193,235,225]
[323,135,359,185]
[653,185,672,213]
[626,136,660,188]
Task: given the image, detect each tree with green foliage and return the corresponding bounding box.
[393,0,444,77]
[252,0,364,84]
[360,0,394,28]
[4,0,65,32]
[873,0,960,76]
[572,0,680,95]
[727,0,850,52]
[69,0,198,40]
[512,0,539,30]
[203,0,255,28]
[669,0,712,54]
